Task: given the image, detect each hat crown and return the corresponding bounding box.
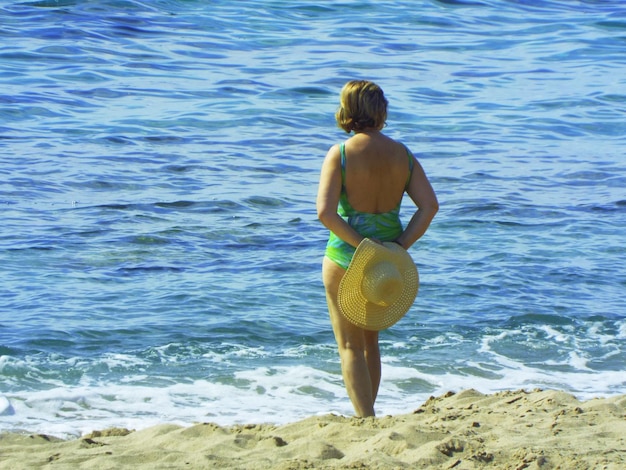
[361,261,403,306]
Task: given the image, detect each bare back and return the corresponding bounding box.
[342,132,411,214]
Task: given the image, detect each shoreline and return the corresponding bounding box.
[1,389,625,469]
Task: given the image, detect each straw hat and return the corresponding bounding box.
[338,238,419,331]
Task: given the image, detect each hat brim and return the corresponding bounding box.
[338,239,419,331]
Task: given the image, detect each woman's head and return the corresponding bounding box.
[335,80,388,133]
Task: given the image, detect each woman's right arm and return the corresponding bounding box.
[394,156,439,250]
[316,145,365,249]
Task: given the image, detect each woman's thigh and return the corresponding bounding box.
[323,256,366,349]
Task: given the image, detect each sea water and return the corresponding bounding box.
[0,0,625,438]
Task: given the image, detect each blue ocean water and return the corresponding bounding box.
[1,0,625,438]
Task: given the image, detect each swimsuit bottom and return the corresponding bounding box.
[325,211,403,270]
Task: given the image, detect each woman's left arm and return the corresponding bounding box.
[395,157,439,249]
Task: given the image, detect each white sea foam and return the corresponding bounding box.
[539,325,569,343]
[1,355,624,440]
[0,396,15,416]
[0,366,347,438]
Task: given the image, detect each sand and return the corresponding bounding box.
[1,389,625,469]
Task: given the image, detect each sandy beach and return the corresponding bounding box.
[1,389,624,469]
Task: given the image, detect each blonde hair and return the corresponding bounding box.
[335,80,388,133]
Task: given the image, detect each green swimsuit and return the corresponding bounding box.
[325,142,414,270]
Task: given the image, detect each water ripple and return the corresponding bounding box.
[1,0,625,435]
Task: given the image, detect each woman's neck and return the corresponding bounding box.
[354,128,381,136]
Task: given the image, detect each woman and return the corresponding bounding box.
[316,80,438,417]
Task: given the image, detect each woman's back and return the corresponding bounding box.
[342,132,411,214]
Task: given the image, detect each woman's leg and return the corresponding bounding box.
[322,257,375,417]
[364,329,381,403]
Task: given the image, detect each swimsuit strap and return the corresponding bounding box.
[340,143,346,182]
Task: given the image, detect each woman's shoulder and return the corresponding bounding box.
[382,136,412,157]
[322,143,342,166]
[376,132,407,150]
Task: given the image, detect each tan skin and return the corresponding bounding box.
[316,128,439,417]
